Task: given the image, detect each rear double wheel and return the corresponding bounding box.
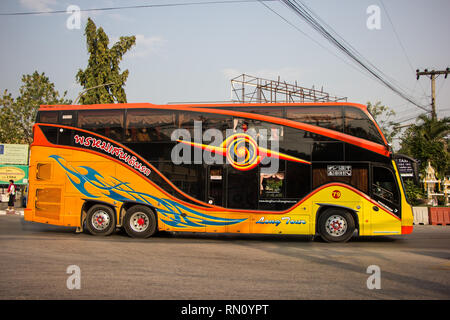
[123,205,157,238]
[318,208,356,243]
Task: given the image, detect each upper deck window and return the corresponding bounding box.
[125,109,176,142]
[285,106,344,132]
[78,109,124,141]
[38,111,59,124]
[344,106,384,145]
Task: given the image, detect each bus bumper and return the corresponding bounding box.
[401,225,413,234]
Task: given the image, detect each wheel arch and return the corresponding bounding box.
[315,204,360,236]
[81,200,118,229]
[118,201,158,227]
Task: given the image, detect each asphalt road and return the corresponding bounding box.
[0,213,449,300]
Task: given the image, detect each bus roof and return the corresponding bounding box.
[39,101,369,112]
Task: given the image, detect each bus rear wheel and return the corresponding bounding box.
[85,204,116,236]
[318,208,355,243]
[123,205,157,238]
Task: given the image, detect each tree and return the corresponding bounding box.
[76,18,136,104]
[399,114,450,178]
[0,71,71,144]
[367,101,400,145]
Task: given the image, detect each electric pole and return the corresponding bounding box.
[416,68,450,120]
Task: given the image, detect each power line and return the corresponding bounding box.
[258,1,381,83]
[0,0,276,16]
[379,0,428,98]
[280,0,429,113]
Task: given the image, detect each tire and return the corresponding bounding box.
[123,205,157,238]
[85,204,116,236]
[318,208,355,243]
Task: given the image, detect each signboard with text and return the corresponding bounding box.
[0,144,29,165]
[0,165,29,185]
[394,154,418,182]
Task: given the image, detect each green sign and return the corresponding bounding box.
[0,165,29,185]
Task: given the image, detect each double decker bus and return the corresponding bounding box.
[24,102,413,242]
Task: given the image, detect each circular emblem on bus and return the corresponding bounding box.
[225,134,260,171]
[332,190,341,199]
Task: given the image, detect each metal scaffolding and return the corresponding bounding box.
[230,74,347,103]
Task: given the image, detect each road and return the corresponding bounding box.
[0,213,449,300]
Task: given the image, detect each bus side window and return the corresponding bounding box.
[126,109,176,142]
[38,111,59,124]
[78,109,124,141]
[285,106,343,132]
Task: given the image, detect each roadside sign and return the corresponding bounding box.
[0,144,29,165]
[0,165,29,185]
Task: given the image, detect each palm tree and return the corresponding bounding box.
[399,114,450,177]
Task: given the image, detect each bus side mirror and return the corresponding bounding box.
[387,143,393,154]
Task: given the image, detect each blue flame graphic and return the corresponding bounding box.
[50,155,246,228]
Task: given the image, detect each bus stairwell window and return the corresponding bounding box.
[372,167,399,203]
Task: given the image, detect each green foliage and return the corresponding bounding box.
[367,101,400,144]
[0,71,71,144]
[403,179,425,206]
[76,18,136,104]
[399,114,450,178]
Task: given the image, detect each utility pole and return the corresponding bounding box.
[416,68,450,120]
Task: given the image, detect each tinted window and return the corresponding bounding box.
[38,111,59,124]
[58,127,72,145]
[127,142,175,162]
[286,106,343,132]
[233,118,283,142]
[279,127,313,161]
[286,162,311,199]
[345,143,390,163]
[152,162,206,202]
[312,142,344,161]
[125,109,176,142]
[344,107,384,144]
[227,167,258,209]
[40,126,58,144]
[59,111,76,126]
[201,113,233,134]
[78,109,124,141]
[177,111,205,137]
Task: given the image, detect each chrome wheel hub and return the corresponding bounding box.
[325,215,347,237]
[130,212,149,232]
[91,210,111,231]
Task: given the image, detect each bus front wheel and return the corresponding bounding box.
[318,208,355,243]
[85,204,116,236]
[123,205,157,238]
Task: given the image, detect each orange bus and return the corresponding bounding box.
[24,102,413,242]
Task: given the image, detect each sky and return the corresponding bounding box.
[0,0,449,133]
